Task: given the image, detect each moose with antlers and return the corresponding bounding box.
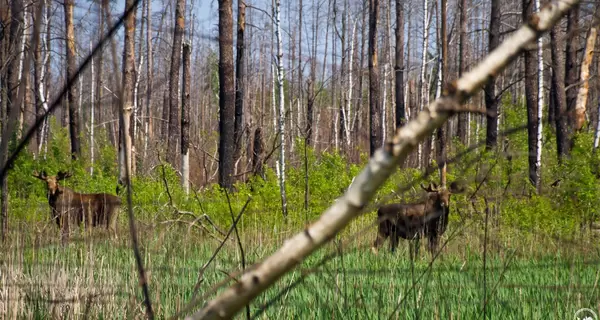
[371,181,465,256]
[33,170,121,242]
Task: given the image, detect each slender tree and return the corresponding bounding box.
[368,0,381,156]
[551,17,568,162]
[118,0,137,190]
[181,42,191,193]
[574,27,597,131]
[523,0,539,187]
[234,0,246,162]
[457,0,468,144]
[274,0,288,218]
[218,0,235,189]
[167,0,186,165]
[437,0,447,187]
[565,3,579,142]
[395,0,405,129]
[64,0,81,159]
[534,0,544,193]
[484,0,500,150]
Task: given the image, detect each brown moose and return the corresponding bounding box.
[33,170,121,242]
[371,181,464,256]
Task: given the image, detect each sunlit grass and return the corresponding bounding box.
[1,215,599,319]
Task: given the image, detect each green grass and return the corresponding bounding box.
[1,216,599,319]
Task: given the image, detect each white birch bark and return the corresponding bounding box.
[90,41,95,175]
[418,0,431,167]
[535,0,544,191]
[343,18,357,145]
[16,6,30,140]
[274,0,288,218]
[382,63,388,143]
[594,101,600,150]
[184,2,581,319]
[37,1,51,157]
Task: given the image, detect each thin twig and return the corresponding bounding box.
[187,197,252,306]
[225,190,250,320]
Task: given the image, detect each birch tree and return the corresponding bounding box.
[418,0,431,164]
[534,0,544,193]
[181,42,191,194]
[274,0,288,218]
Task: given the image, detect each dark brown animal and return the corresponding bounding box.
[371,181,464,255]
[33,170,121,242]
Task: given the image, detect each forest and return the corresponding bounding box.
[1,0,599,318]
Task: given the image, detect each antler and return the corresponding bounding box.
[57,171,72,180]
[32,170,47,180]
[420,183,438,193]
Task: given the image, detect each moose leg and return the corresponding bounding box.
[390,230,400,253]
[108,206,119,239]
[428,234,439,256]
[60,212,69,245]
[412,238,420,258]
[371,229,388,255]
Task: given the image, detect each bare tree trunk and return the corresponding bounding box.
[251,127,264,178]
[457,0,468,144]
[575,27,597,131]
[118,0,137,191]
[485,0,500,150]
[19,6,31,143]
[368,0,381,156]
[64,0,81,159]
[343,15,357,147]
[418,0,431,165]
[523,0,539,188]
[90,42,95,175]
[551,17,569,162]
[167,0,185,165]
[2,0,25,242]
[34,0,48,153]
[274,0,288,219]
[565,3,579,144]
[234,0,246,163]
[162,90,169,141]
[534,0,544,193]
[143,0,153,166]
[395,0,405,129]
[218,0,235,190]
[181,42,191,194]
[437,0,447,187]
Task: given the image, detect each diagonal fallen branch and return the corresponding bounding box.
[184,1,580,318]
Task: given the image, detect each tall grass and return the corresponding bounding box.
[1,216,598,319]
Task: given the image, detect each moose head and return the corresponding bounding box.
[33,170,72,199]
[371,181,464,256]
